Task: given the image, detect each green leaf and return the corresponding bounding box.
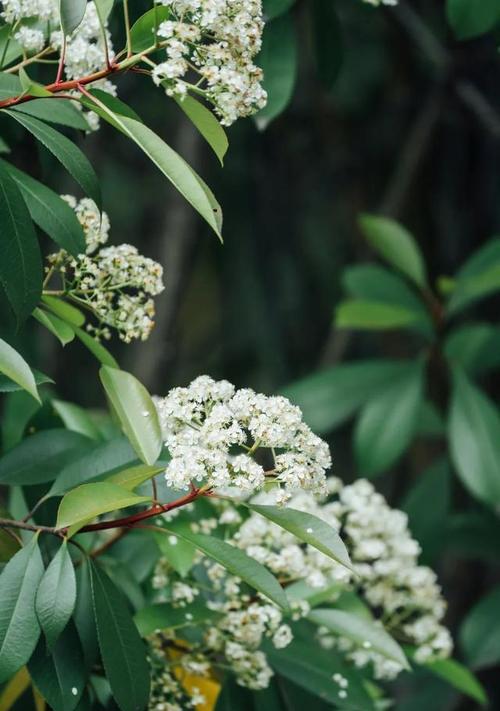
[335,299,421,330]
[33,308,75,346]
[460,586,500,669]
[3,160,85,255]
[281,360,407,434]
[447,240,500,315]
[0,429,91,485]
[49,437,138,495]
[354,361,424,476]
[95,0,115,23]
[256,14,297,128]
[358,214,427,288]
[73,559,99,671]
[56,482,151,536]
[0,135,9,153]
[0,535,44,683]
[0,31,22,72]
[448,368,500,505]
[444,323,500,376]
[0,159,42,323]
[0,72,21,99]
[0,368,52,394]
[263,0,296,20]
[5,111,101,207]
[447,0,500,39]
[82,99,222,238]
[41,295,85,327]
[73,326,118,367]
[311,0,342,89]
[107,463,165,490]
[424,657,487,706]
[35,541,76,649]
[11,98,90,131]
[166,521,289,611]
[134,601,221,637]
[88,88,143,122]
[248,504,352,571]
[52,399,101,440]
[175,95,228,165]
[308,608,409,669]
[151,528,196,577]
[130,6,171,52]
[0,507,21,562]
[0,338,40,402]
[99,366,162,466]
[18,67,52,97]
[59,0,87,35]
[90,562,150,711]
[28,622,85,711]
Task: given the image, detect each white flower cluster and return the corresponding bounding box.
[235,479,452,679]
[155,375,331,496]
[148,637,206,711]
[47,196,164,343]
[152,0,267,125]
[362,0,397,6]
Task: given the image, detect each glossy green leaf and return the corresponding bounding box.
[448,368,500,505]
[0,429,91,485]
[90,562,150,711]
[248,504,352,571]
[358,214,427,288]
[0,159,42,323]
[151,528,196,577]
[175,94,228,165]
[130,6,171,52]
[281,360,407,434]
[33,308,75,346]
[335,299,421,330]
[73,326,118,367]
[460,586,500,669]
[107,463,165,490]
[354,362,424,476]
[11,98,90,130]
[424,657,487,706]
[28,622,85,711]
[3,160,85,255]
[41,295,85,327]
[5,112,101,207]
[99,366,162,466]
[447,0,500,39]
[74,559,99,671]
[308,608,409,669]
[0,535,44,683]
[52,399,101,440]
[59,0,87,35]
[312,0,342,89]
[88,88,143,122]
[166,521,289,611]
[256,14,297,128]
[0,338,40,402]
[36,541,76,649]
[134,601,221,637]
[0,368,52,394]
[56,481,151,536]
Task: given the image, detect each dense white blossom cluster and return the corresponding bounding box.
[152,0,267,125]
[155,375,331,495]
[47,196,164,343]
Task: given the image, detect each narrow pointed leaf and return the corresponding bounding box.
[0,338,40,402]
[11,99,90,130]
[41,295,85,327]
[33,308,75,346]
[175,95,228,165]
[73,326,118,367]
[107,463,165,490]
[424,657,487,706]
[36,541,76,649]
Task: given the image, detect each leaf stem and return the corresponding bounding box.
[123,0,132,58]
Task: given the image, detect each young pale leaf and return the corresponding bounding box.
[256,14,297,128]
[308,608,409,669]
[424,657,487,706]
[0,535,44,683]
[130,6,171,52]
[134,601,221,637]
[73,326,118,368]
[358,214,427,288]
[5,112,101,207]
[99,366,162,466]
[448,369,500,506]
[175,95,228,165]
[107,463,165,490]
[447,0,500,39]
[248,504,352,571]
[28,622,85,711]
[3,160,85,255]
[459,586,500,669]
[52,399,101,440]
[0,160,42,323]
[56,481,151,536]
[90,562,151,711]
[0,429,91,485]
[11,98,90,131]
[335,300,421,330]
[152,528,196,577]
[33,308,75,346]
[281,360,408,434]
[59,0,87,35]
[41,295,85,327]
[0,338,40,402]
[36,541,76,649]
[354,362,424,477]
[95,0,115,23]
[166,522,289,611]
